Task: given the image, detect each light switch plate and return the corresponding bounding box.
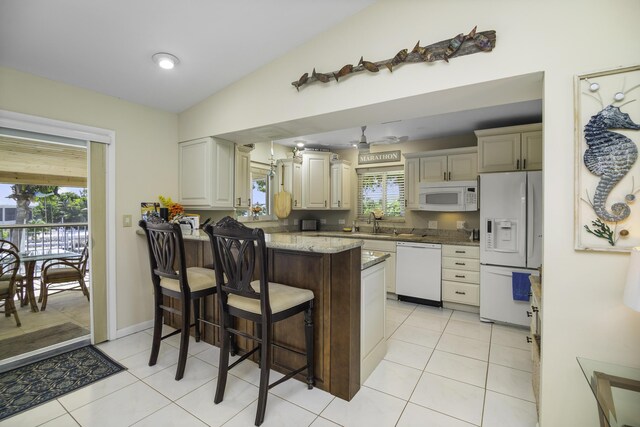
[457,221,466,230]
[428,220,438,229]
[282,219,288,226]
[123,214,132,227]
[320,219,327,225]
[338,219,345,225]
[293,219,299,225]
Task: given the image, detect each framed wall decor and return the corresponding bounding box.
[574,65,640,251]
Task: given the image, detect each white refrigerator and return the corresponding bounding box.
[480,171,542,327]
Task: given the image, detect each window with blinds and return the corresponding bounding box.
[357,167,405,218]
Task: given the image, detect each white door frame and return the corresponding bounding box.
[0,109,117,341]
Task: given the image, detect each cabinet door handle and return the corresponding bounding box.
[532,306,539,312]
[523,158,527,170]
[517,159,520,170]
[248,198,251,207]
[455,274,466,278]
[448,171,451,180]
[324,200,327,207]
[444,172,446,180]
[455,291,466,295]
[455,250,466,254]
[527,311,533,317]
[405,200,408,207]
[237,197,241,206]
[455,262,466,266]
[526,336,532,343]
[338,200,341,208]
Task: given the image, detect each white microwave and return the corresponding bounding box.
[418,181,478,211]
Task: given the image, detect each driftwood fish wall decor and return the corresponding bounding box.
[291,26,495,91]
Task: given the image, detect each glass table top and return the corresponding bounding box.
[19,251,80,262]
[577,357,640,427]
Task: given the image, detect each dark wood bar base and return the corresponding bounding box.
[165,239,362,401]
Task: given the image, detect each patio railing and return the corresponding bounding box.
[0,223,88,255]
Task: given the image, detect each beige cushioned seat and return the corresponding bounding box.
[228,280,314,315]
[160,267,216,293]
[42,267,80,283]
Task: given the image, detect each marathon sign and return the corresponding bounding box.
[358,150,401,165]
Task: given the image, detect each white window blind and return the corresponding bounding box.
[357,167,405,218]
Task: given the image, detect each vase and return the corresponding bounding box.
[159,207,169,221]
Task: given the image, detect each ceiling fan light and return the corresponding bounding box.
[152,52,179,70]
[296,141,305,147]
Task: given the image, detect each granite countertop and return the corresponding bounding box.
[301,231,481,247]
[137,229,364,254]
[361,250,390,270]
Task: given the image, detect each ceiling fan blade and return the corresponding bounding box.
[370,135,409,145]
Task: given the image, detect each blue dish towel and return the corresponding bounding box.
[512,272,531,301]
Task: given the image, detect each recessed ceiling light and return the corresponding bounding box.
[296,141,305,148]
[152,52,179,70]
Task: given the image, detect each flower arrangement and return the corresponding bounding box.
[159,195,184,222]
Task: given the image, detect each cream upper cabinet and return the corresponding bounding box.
[302,152,331,209]
[277,158,302,209]
[234,146,251,209]
[448,152,478,181]
[419,150,477,182]
[419,156,447,182]
[330,160,351,210]
[404,157,419,209]
[521,131,543,171]
[476,124,542,172]
[179,137,234,209]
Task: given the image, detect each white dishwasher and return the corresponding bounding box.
[396,242,442,306]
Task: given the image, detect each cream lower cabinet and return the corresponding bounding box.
[330,160,351,210]
[363,239,396,294]
[441,245,480,306]
[277,158,302,209]
[476,123,542,172]
[302,152,331,209]
[179,137,234,209]
[361,260,387,384]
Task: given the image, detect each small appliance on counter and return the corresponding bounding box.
[300,219,319,231]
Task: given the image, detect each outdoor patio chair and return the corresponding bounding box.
[0,248,22,327]
[0,239,26,307]
[39,244,89,310]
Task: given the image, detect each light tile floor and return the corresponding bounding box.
[1,299,539,426]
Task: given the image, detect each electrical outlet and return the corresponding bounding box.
[338,219,345,225]
[293,219,299,225]
[428,220,438,229]
[283,219,288,226]
[123,214,132,227]
[320,219,327,225]
[457,221,466,230]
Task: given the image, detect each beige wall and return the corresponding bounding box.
[0,66,179,330]
[178,1,640,426]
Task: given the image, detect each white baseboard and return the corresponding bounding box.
[115,320,154,339]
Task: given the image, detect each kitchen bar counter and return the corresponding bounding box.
[140,228,364,401]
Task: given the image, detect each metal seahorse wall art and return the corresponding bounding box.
[583,105,640,222]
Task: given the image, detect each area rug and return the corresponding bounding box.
[0,322,89,360]
[0,345,126,420]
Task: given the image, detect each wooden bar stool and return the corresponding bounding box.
[139,220,217,380]
[204,216,315,426]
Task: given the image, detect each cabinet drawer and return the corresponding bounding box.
[442,245,479,259]
[442,281,479,306]
[442,257,479,271]
[442,269,479,284]
[363,239,397,252]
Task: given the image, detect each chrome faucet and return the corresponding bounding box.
[367,212,381,234]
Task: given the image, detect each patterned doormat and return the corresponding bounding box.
[0,345,126,420]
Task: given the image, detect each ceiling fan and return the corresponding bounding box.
[350,126,408,150]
